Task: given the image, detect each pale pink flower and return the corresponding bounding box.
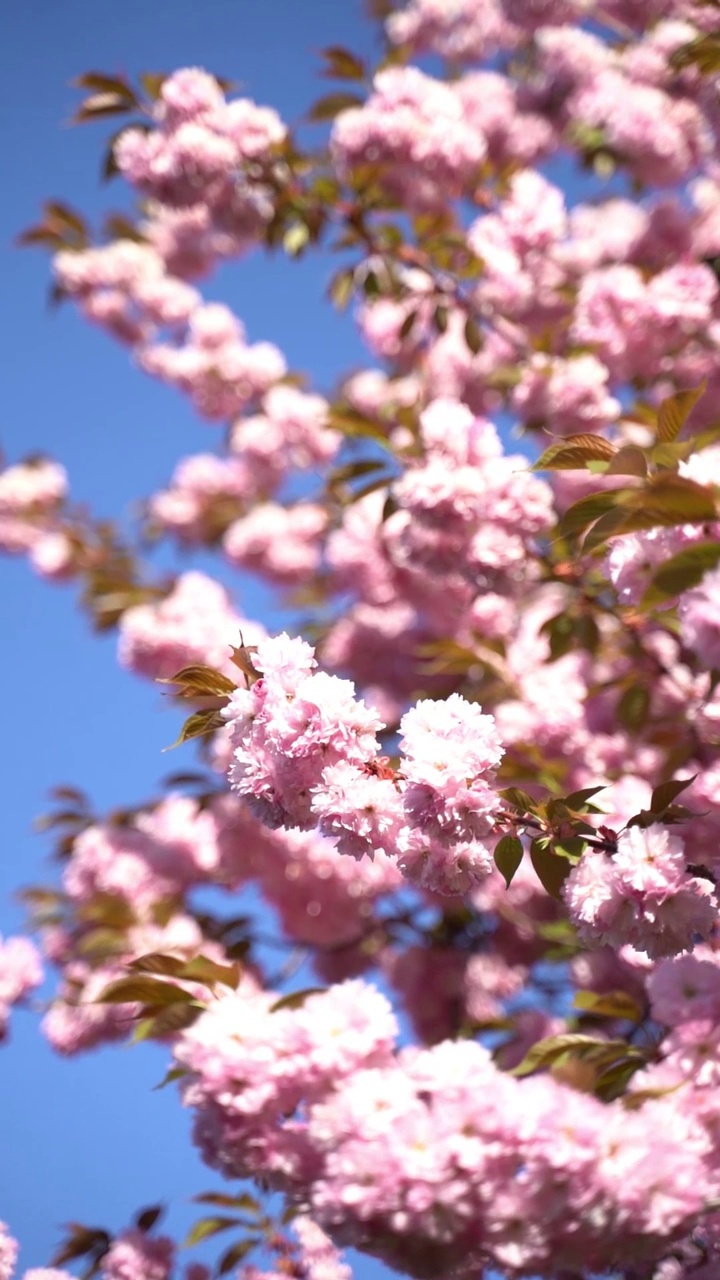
[564,825,717,958]
[101,1231,174,1280]
[0,1223,17,1280]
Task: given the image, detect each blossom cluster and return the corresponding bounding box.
[10,2,720,1279]
[174,982,718,1278]
[0,937,43,1041]
[224,632,505,894]
[0,458,73,579]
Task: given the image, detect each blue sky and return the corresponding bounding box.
[0,1,388,1271]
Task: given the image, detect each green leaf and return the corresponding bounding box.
[307,91,364,122]
[573,990,642,1020]
[329,458,388,488]
[623,1083,682,1110]
[152,1066,188,1092]
[581,506,630,553]
[132,1001,203,1041]
[617,684,650,731]
[619,473,717,530]
[594,1055,646,1101]
[329,408,394,447]
[564,784,607,810]
[542,611,579,661]
[433,304,449,334]
[575,614,600,655]
[534,434,616,472]
[498,787,537,814]
[463,316,482,355]
[510,1032,614,1077]
[328,268,355,311]
[139,72,170,100]
[493,835,523,888]
[194,1193,259,1211]
[184,1217,241,1248]
[530,838,572,900]
[640,541,720,609]
[283,223,310,257]
[650,775,697,814]
[651,439,696,469]
[558,489,625,541]
[270,987,327,1012]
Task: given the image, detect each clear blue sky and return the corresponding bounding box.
[0,2,387,1271]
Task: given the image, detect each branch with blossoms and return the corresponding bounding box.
[8,3,720,1279]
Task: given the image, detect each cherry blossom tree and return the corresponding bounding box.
[5,2,720,1278]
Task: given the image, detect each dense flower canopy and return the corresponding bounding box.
[6,2,720,1279]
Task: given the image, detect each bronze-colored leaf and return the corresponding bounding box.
[97,976,196,1006]
[73,93,137,123]
[270,987,327,1012]
[194,1193,259,1211]
[656,383,707,443]
[129,952,187,977]
[178,956,243,990]
[605,445,648,478]
[320,46,367,81]
[534,434,617,472]
[307,91,364,122]
[72,72,138,103]
[650,775,697,814]
[163,709,225,752]
[134,1205,164,1232]
[670,32,720,74]
[158,664,237,698]
[139,72,170,99]
[217,1239,260,1276]
[184,1217,241,1248]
